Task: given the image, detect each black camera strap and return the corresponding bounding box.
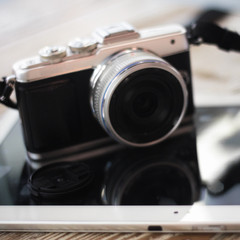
[0,76,17,109]
[187,9,240,52]
[187,21,240,52]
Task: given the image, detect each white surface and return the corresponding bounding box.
[1,206,240,232]
[0,109,19,144]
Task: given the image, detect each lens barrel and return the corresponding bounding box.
[90,49,188,147]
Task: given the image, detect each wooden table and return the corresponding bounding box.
[0,232,239,240]
[0,0,240,239]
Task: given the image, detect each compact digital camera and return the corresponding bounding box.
[8,22,202,205]
[12,22,194,161]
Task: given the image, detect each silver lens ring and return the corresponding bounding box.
[90,49,188,147]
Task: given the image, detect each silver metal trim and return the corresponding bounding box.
[27,143,124,170]
[93,22,140,44]
[13,24,188,83]
[27,137,113,161]
[91,49,188,147]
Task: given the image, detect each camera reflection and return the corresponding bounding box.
[17,126,201,205]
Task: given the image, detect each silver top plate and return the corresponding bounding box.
[93,22,140,44]
[13,24,188,83]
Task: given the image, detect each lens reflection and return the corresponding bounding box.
[119,165,193,205]
[103,159,196,205]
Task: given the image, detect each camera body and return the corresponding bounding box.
[13,22,194,161]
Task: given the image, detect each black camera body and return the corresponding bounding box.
[13,23,194,161]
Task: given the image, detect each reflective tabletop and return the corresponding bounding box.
[1,106,240,206]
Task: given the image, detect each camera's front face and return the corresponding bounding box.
[14,23,192,161]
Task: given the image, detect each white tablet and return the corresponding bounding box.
[1,106,240,232]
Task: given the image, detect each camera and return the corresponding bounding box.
[13,22,194,161]
[10,22,201,205]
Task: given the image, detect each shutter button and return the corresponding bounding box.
[39,46,67,62]
[68,38,98,55]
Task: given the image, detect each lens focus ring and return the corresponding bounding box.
[91,50,160,122]
[90,49,188,147]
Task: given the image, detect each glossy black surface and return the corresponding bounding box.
[1,106,240,205]
[17,123,200,205]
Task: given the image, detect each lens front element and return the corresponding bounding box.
[91,50,188,147]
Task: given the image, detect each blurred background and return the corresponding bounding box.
[0,0,239,126]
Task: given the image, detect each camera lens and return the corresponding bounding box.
[133,92,158,118]
[91,50,188,147]
[109,68,185,144]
